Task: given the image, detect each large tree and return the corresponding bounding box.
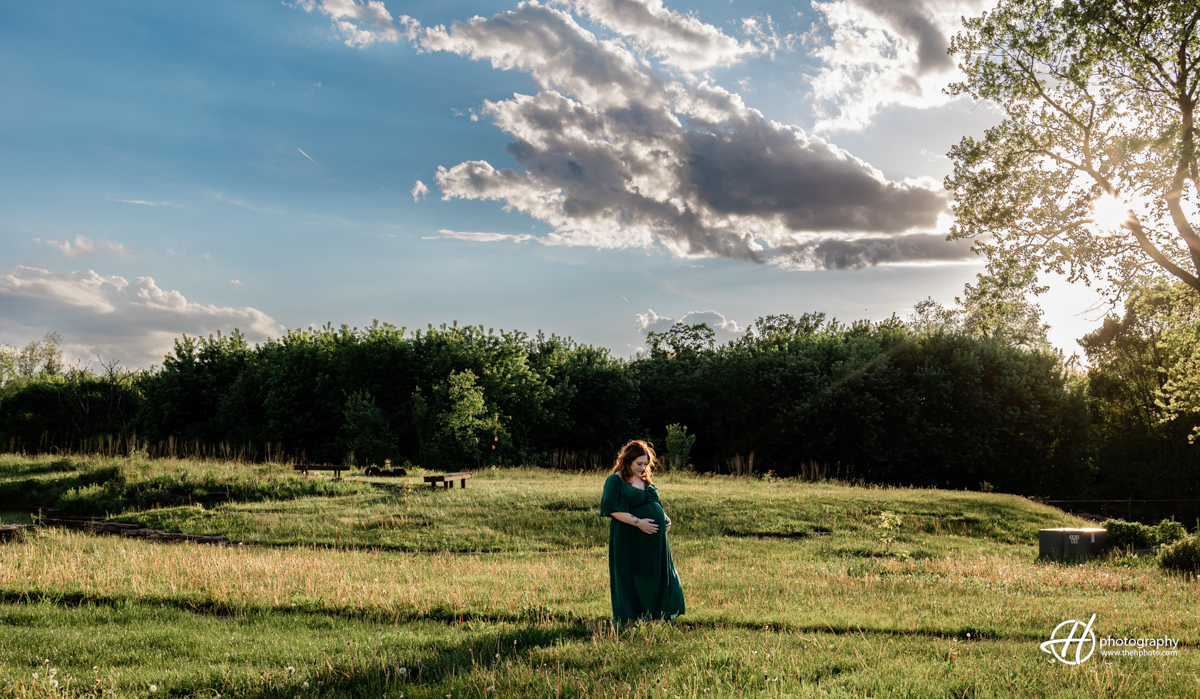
[946,0,1200,297]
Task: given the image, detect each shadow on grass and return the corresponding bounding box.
[0,465,122,509]
[0,588,1040,646]
[0,457,79,478]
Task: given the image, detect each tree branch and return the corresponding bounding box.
[1012,53,1091,133]
[1165,40,1200,274]
[1126,218,1200,292]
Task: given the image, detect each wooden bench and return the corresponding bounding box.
[293,464,348,480]
[424,472,471,490]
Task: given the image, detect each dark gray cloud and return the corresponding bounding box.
[398,1,962,267]
[683,120,945,233]
[775,233,976,270]
[855,0,954,75]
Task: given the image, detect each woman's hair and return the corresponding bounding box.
[612,440,657,484]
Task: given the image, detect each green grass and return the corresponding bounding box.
[0,454,1197,698]
[121,468,1085,555]
[4,601,1193,699]
[0,454,379,516]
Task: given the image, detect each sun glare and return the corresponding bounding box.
[1090,193,1130,233]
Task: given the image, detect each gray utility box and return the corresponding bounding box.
[1039,528,1107,558]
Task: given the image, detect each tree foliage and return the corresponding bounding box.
[0,316,1098,498]
[0,360,142,452]
[632,317,1089,494]
[1079,281,1200,520]
[1,332,64,395]
[947,0,1200,297]
[908,265,1051,351]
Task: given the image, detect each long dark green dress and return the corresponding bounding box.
[600,473,685,624]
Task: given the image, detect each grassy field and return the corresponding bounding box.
[0,454,1196,698]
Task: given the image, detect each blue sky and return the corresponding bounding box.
[0,0,1103,367]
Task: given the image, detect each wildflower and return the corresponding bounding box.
[50,680,58,688]
[150,685,158,692]
[49,668,57,677]
[302,682,309,689]
[32,673,38,680]
[495,654,500,659]
[397,667,407,676]
[287,666,295,673]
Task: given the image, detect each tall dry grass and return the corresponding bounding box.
[3,529,1196,644]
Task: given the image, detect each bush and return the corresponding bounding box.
[58,483,128,516]
[663,424,696,472]
[1159,536,1200,573]
[1155,519,1188,547]
[1104,519,1155,549]
[1105,518,1190,551]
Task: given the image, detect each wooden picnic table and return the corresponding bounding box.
[293,464,348,480]
[423,472,471,490]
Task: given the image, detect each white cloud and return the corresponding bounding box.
[230,279,242,285]
[635,308,675,334]
[807,0,991,132]
[294,0,416,47]
[636,308,744,343]
[106,197,182,207]
[303,0,968,268]
[0,266,283,368]
[45,235,132,259]
[418,3,660,110]
[429,229,536,243]
[740,15,793,58]
[423,3,956,266]
[564,0,768,73]
[411,180,429,202]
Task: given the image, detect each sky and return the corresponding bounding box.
[0,0,1107,369]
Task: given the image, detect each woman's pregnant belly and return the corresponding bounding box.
[631,501,665,522]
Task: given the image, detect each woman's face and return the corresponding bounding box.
[632,455,649,477]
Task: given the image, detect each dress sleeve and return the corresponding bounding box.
[600,474,624,517]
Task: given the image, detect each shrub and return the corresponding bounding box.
[1155,519,1188,548]
[1159,536,1200,573]
[58,483,128,517]
[663,424,696,472]
[1104,519,1155,549]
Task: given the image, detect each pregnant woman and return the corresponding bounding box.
[600,439,685,626]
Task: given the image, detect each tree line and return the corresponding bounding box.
[2,288,1197,520]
